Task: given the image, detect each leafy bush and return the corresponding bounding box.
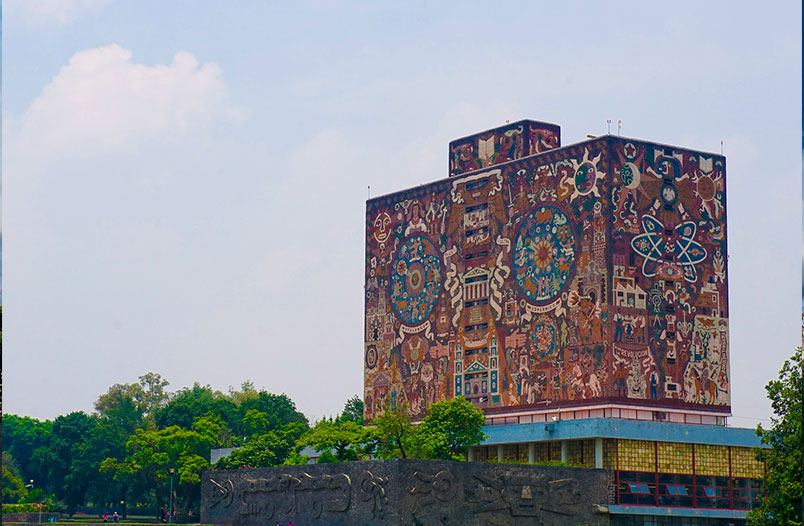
[3,502,50,514]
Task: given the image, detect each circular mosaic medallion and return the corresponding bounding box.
[513,205,576,305]
[365,345,378,369]
[696,175,716,201]
[390,235,442,325]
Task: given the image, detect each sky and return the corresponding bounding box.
[2,1,801,429]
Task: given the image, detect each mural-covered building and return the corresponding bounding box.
[364,120,762,525]
[365,120,729,424]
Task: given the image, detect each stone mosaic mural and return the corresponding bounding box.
[365,123,729,421]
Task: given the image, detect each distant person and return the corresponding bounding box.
[103,514,108,522]
[113,511,119,523]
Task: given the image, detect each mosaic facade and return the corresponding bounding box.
[365,120,729,421]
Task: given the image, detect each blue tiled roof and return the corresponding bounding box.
[481,418,763,448]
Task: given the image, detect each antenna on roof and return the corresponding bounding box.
[617,120,622,136]
[720,140,723,155]
[368,185,371,199]
[607,120,611,134]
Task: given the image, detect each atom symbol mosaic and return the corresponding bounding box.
[390,235,442,326]
[513,205,576,305]
[631,215,707,282]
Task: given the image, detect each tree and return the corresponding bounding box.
[748,348,802,526]
[2,414,53,490]
[214,422,308,469]
[415,397,487,460]
[2,452,29,504]
[153,383,238,431]
[95,383,147,434]
[236,392,308,437]
[335,395,365,425]
[299,420,374,462]
[102,425,212,516]
[370,400,415,459]
[32,412,98,513]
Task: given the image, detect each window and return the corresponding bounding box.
[666,485,688,496]
[465,203,489,213]
[465,298,489,308]
[628,483,651,494]
[465,251,489,260]
[466,179,488,191]
[465,323,489,331]
[465,226,489,237]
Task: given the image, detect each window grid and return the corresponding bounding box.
[618,439,656,472]
[567,439,596,468]
[503,444,518,461]
[695,444,729,476]
[657,442,693,474]
[603,439,617,469]
[730,446,764,478]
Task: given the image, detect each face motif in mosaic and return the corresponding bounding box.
[389,235,442,326]
[512,205,576,305]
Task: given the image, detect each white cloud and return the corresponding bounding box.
[5,0,114,25]
[8,44,230,160]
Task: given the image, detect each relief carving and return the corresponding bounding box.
[360,470,389,519]
[409,470,456,515]
[208,472,352,519]
[466,474,581,519]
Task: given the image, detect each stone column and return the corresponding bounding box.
[467,447,476,462]
[528,442,536,464]
[595,438,603,469]
[561,441,568,463]
[497,445,504,462]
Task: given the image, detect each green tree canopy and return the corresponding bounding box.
[94,372,170,433]
[32,411,98,513]
[153,383,238,431]
[214,422,308,469]
[748,347,802,526]
[102,425,212,515]
[2,452,30,504]
[299,420,374,462]
[415,397,487,460]
[335,395,365,425]
[2,414,53,489]
[236,392,308,437]
[369,400,415,459]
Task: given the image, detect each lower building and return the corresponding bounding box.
[469,418,764,525]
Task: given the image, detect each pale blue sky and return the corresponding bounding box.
[3,1,801,428]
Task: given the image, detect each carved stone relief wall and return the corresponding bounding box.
[201,459,612,526]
